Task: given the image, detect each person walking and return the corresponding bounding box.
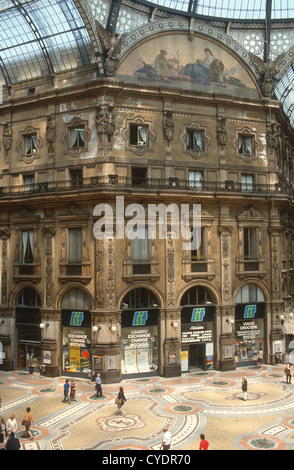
[160,426,172,450]
[6,432,21,450]
[95,373,102,398]
[285,363,292,384]
[29,353,34,374]
[23,407,34,440]
[0,417,7,444]
[199,433,209,450]
[70,378,76,401]
[242,377,248,401]
[115,386,126,415]
[257,347,263,366]
[6,414,18,437]
[63,379,71,403]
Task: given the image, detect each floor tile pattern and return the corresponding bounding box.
[0,365,294,450]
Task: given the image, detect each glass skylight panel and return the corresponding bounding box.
[0,0,94,83]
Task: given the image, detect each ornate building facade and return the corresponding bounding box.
[1,0,294,382]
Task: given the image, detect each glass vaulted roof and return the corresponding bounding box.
[0,0,95,87]
[140,0,294,20]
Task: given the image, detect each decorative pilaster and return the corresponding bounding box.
[0,229,11,305]
[41,226,56,307]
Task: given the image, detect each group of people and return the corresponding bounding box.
[0,407,34,450]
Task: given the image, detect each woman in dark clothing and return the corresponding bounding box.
[116,386,126,415]
[242,377,248,401]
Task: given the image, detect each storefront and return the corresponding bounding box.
[121,308,159,375]
[61,309,92,376]
[180,305,215,372]
[15,287,42,371]
[235,303,265,364]
[15,307,42,371]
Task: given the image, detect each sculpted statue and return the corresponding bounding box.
[46,114,56,153]
[249,52,286,97]
[95,20,126,76]
[163,111,174,147]
[96,104,115,144]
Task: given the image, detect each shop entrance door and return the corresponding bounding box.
[189,344,206,370]
[17,341,41,372]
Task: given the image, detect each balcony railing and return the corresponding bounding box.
[0,176,289,198]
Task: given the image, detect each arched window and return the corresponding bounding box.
[235,284,264,304]
[181,285,215,306]
[61,288,91,310]
[16,287,41,307]
[121,287,158,309]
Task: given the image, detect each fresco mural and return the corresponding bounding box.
[117,34,259,97]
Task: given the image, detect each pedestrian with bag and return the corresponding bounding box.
[22,407,34,440]
[115,386,126,415]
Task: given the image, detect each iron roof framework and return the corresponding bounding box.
[0,0,97,92]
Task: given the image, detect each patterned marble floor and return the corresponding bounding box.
[1,364,294,451]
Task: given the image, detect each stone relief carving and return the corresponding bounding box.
[163,111,174,147]
[96,104,115,144]
[46,114,56,153]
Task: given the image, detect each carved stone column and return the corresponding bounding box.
[0,229,11,306]
[218,225,236,371]
[163,238,181,377]
[268,221,284,364]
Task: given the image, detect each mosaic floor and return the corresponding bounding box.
[1,364,294,451]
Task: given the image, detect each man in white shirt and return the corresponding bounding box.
[6,414,18,436]
[160,426,171,450]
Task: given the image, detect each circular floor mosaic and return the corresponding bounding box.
[228,392,266,401]
[96,414,145,432]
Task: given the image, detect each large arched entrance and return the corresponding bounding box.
[180,285,216,372]
[120,287,159,376]
[15,286,42,371]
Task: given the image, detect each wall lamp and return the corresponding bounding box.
[226,318,235,327]
[278,312,294,325]
[171,317,179,329]
[92,324,101,333]
[110,319,117,333]
[39,322,49,329]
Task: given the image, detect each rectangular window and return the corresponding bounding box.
[191,227,207,272]
[69,169,83,187]
[24,135,37,155]
[241,174,254,192]
[191,227,206,261]
[189,170,203,189]
[132,227,150,274]
[239,135,253,155]
[130,124,147,146]
[187,130,203,151]
[68,228,82,263]
[70,128,85,148]
[132,167,147,186]
[22,230,34,264]
[244,227,257,260]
